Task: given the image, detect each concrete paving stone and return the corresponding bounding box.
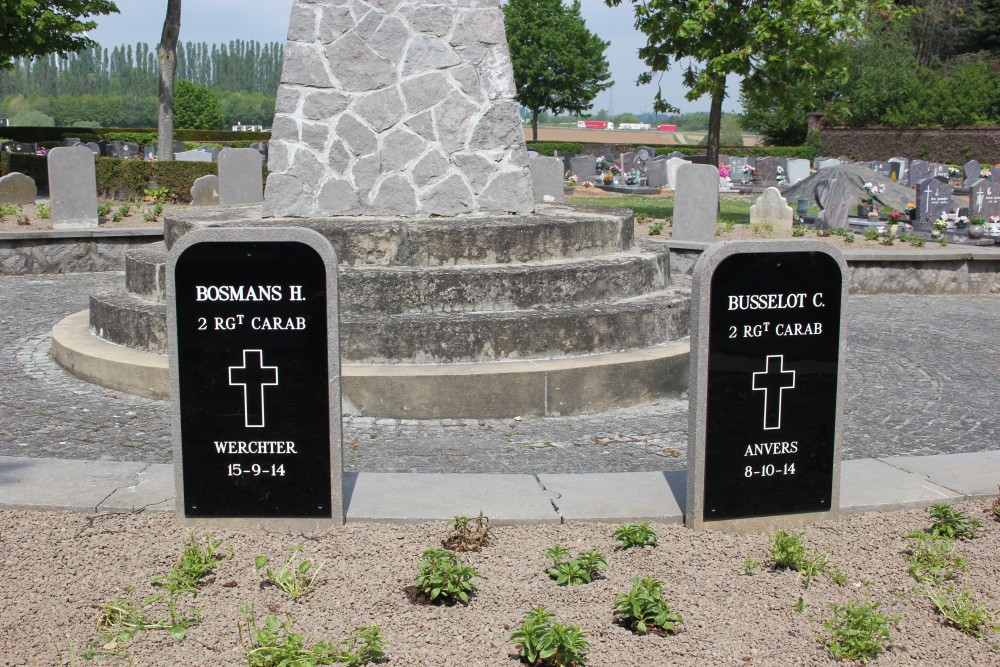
[99,463,174,513]
[879,452,1000,497]
[538,471,685,523]
[0,456,147,511]
[344,472,558,523]
[838,458,959,513]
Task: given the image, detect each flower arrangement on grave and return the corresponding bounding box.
[565,172,578,187]
[776,166,785,182]
[863,182,884,195]
[947,165,961,177]
[933,215,950,231]
[887,210,901,223]
[987,215,1000,237]
[718,164,730,179]
[596,157,609,172]
[981,167,991,178]
[905,202,916,219]
[955,215,969,229]
[742,164,755,177]
[625,169,641,185]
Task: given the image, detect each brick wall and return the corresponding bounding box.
[819,127,1000,164]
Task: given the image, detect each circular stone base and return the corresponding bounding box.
[52,310,690,418]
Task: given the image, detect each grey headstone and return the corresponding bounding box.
[815,178,850,229]
[218,148,264,206]
[528,156,564,203]
[749,187,793,235]
[96,140,111,156]
[111,141,141,160]
[964,159,980,187]
[718,154,731,168]
[47,146,98,229]
[0,172,37,204]
[907,160,930,187]
[672,164,719,242]
[10,142,37,154]
[729,156,749,183]
[915,177,954,227]
[190,174,220,206]
[929,163,949,179]
[836,156,854,164]
[568,155,596,181]
[992,166,1000,183]
[143,146,156,161]
[173,140,187,154]
[175,149,214,163]
[61,137,82,147]
[785,159,810,186]
[621,151,638,171]
[970,179,1000,219]
[755,156,779,186]
[888,157,908,183]
[816,158,841,171]
[646,159,668,188]
[666,156,690,189]
[84,142,101,155]
[667,151,686,160]
[264,0,533,217]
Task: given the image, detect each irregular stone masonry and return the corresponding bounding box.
[264,0,535,218]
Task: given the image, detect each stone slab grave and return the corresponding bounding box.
[168,227,343,529]
[992,166,1000,183]
[568,155,596,182]
[908,159,931,187]
[646,158,668,188]
[672,163,719,242]
[175,149,214,163]
[666,156,690,189]
[47,145,98,229]
[687,240,848,532]
[814,178,851,229]
[191,174,220,206]
[785,158,810,186]
[964,160,980,187]
[755,156,779,186]
[0,172,37,204]
[264,0,533,217]
[729,156,749,184]
[750,187,793,235]
[889,157,908,183]
[815,158,841,171]
[218,147,264,206]
[916,177,954,227]
[528,155,564,202]
[970,179,1000,219]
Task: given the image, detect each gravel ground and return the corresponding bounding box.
[1,501,998,666]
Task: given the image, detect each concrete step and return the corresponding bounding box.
[122,244,671,313]
[90,277,691,362]
[164,202,634,265]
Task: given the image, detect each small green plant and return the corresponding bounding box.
[16,213,29,225]
[939,237,948,246]
[613,577,683,635]
[546,546,607,586]
[97,202,113,217]
[830,569,848,586]
[648,220,663,235]
[904,532,967,583]
[413,547,478,605]
[769,531,828,587]
[923,585,998,638]
[443,511,492,552]
[613,522,658,550]
[863,229,880,241]
[0,202,20,221]
[842,233,855,244]
[255,545,323,601]
[822,599,898,663]
[907,234,925,247]
[36,203,51,219]
[87,584,201,658]
[926,503,982,540]
[239,603,386,666]
[719,220,735,234]
[750,221,774,236]
[741,556,761,575]
[635,212,649,224]
[144,186,171,203]
[880,235,894,246]
[792,225,806,237]
[153,532,231,597]
[510,606,589,667]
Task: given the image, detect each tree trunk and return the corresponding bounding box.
[157,0,182,161]
[705,85,724,167]
[531,108,539,142]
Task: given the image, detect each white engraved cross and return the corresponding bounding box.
[751,354,796,431]
[228,349,279,428]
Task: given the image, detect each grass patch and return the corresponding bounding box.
[566,194,753,226]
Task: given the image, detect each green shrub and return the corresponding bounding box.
[769,531,828,587]
[904,533,967,584]
[923,585,998,638]
[510,606,588,667]
[413,547,478,605]
[613,522,658,550]
[926,503,982,540]
[106,131,157,146]
[613,577,683,635]
[525,141,583,156]
[255,545,323,601]
[546,545,607,586]
[823,599,898,663]
[443,512,492,552]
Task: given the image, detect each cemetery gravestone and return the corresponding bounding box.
[528,156,564,202]
[0,172,37,204]
[191,174,220,206]
[96,140,111,157]
[218,148,264,206]
[143,146,156,161]
[10,142,36,154]
[815,179,851,229]
[61,138,81,147]
[47,146,98,229]
[173,140,188,154]
[729,157,748,183]
[908,160,930,187]
[646,159,668,189]
[889,157,908,182]
[816,158,841,171]
[168,227,344,528]
[672,164,719,242]
[756,157,778,186]
[889,163,902,182]
[176,149,215,163]
[569,155,596,183]
[964,160,980,187]
[687,240,847,531]
[84,142,101,155]
[915,177,954,226]
[992,166,1000,183]
[785,159,810,186]
[666,157,691,189]
[970,179,1000,219]
[749,187,794,235]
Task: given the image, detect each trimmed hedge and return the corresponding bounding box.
[95,158,223,202]
[653,145,817,160]
[0,153,49,190]
[525,141,584,155]
[0,126,271,144]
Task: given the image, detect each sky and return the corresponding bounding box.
[85,0,742,115]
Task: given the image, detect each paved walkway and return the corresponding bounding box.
[1,271,998,519]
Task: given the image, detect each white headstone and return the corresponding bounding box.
[749,187,794,235]
[47,146,99,229]
[666,157,690,189]
[672,164,719,242]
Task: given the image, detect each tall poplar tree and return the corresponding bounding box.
[606,0,896,165]
[157,0,181,160]
[503,0,612,142]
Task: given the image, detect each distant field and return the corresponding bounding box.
[522,127,759,147]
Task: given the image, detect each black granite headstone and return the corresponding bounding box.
[169,228,342,524]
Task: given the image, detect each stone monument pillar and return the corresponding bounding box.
[264,0,535,218]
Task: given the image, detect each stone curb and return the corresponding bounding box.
[2,451,996,524]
